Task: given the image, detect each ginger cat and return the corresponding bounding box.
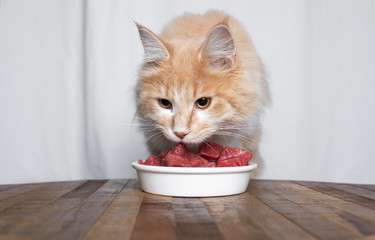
[135,11,269,169]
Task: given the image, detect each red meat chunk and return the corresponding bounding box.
[158,150,167,159]
[217,157,243,167]
[198,142,223,161]
[168,143,187,157]
[139,155,161,166]
[165,153,192,167]
[189,152,210,167]
[218,146,252,166]
[204,162,217,167]
[159,143,187,158]
[139,142,252,168]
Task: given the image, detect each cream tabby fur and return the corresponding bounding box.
[135,11,269,171]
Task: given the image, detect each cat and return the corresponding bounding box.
[135,11,269,171]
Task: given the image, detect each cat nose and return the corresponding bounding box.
[174,131,189,139]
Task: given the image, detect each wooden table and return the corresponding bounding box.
[0,179,374,240]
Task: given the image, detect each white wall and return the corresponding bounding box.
[0,0,374,184]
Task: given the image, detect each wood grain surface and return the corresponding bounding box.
[0,179,374,240]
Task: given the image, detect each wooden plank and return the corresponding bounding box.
[250,180,365,239]
[320,182,375,197]
[1,180,105,238]
[288,181,375,234]
[0,180,85,233]
[356,184,375,192]
[297,181,375,210]
[0,182,50,202]
[0,184,17,192]
[280,180,375,236]
[0,184,49,212]
[329,183,375,201]
[82,179,143,240]
[291,181,375,236]
[292,181,375,236]
[359,236,375,240]
[130,193,176,240]
[38,179,127,240]
[201,197,271,240]
[172,197,223,240]
[231,183,317,240]
[1,179,373,240]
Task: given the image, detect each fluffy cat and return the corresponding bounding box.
[135,11,269,170]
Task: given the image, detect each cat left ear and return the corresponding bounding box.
[135,22,170,63]
[199,24,236,69]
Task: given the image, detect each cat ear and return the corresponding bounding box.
[135,22,170,63]
[200,24,236,69]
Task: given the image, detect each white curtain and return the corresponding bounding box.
[0,0,374,184]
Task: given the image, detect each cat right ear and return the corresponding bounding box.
[135,22,170,63]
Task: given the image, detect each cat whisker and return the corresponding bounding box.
[136,124,159,129]
[145,131,164,143]
[214,130,256,143]
[128,114,156,125]
[151,132,165,146]
[217,126,262,136]
[194,129,215,144]
[140,125,165,134]
[141,128,157,135]
[121,123,155,127]
[123,120,164,130]
[120,124,157,132]
[201,140,218,152]
[218,125,262,131]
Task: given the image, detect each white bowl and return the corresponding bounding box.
[132,161,257,197]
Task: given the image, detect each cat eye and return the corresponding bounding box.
[159,98,172,109]
[195,97,211,109]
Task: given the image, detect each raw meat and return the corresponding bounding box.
[198,142,223,160]
[138,142,252,167]
[217,157,243,167]
[218,146,253,166]
[138,155,161,166]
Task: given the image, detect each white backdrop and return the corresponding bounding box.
[0,0,374,184]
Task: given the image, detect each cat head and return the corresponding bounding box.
[135,22,262,147]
